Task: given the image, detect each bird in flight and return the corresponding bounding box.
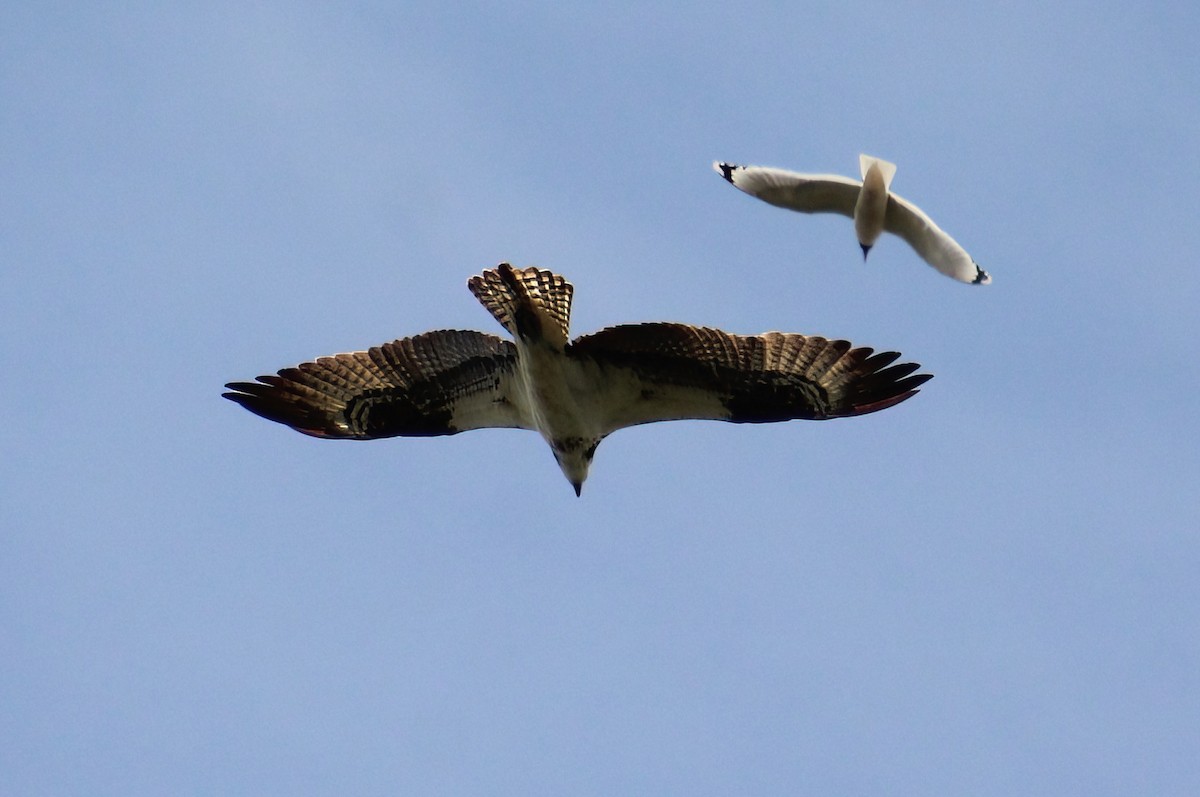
[714,155,991,285]
[224,264,931,495]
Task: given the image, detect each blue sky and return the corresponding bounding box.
[3,2,1198,794]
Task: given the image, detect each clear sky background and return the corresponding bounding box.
[3,3,1198,794]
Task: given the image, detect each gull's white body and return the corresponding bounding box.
[714,155,991,285]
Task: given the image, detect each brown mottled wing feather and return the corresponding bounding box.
[223,329,527,438]
[467,264,574,346]
[570,323,930,433]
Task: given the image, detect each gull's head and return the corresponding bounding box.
[551,437,601,497]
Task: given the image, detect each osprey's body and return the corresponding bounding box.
[519,346,605,494]
[225,264,930,494]
[474,265,606,493]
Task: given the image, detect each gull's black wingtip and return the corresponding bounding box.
[713,161,737,183]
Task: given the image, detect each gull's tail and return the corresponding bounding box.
[859,154,897,190]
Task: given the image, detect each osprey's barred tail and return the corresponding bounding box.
[468,264,574,347]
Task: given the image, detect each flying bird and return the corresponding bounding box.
[714,155,991,285]
[224,264,931,495]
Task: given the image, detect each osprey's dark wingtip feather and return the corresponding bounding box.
[841,350,931,416]
[222,378,351,438]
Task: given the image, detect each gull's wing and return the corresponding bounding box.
[713,162,861,216]
[570,323,930,435]
[223,329,528,438]
[884,193,992,285]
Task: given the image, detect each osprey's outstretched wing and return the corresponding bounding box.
[223,329,527,438]
[570,323,929,434]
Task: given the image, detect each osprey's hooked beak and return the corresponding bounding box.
[552,438,598,497]
[551,448,591,497]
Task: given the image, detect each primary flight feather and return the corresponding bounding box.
[224,264,931,495]
[714,155,991,285]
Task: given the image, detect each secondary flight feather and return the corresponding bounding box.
[714,155,991,285]
[224,264,931,494]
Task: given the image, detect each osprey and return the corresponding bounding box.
[714,155,992,285]
[224,264,931,495]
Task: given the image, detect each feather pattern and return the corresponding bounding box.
[468,264,574,346]
[570,323,929,431]
[223,329,525,438]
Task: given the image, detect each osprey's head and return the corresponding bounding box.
[551,437,601,497]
